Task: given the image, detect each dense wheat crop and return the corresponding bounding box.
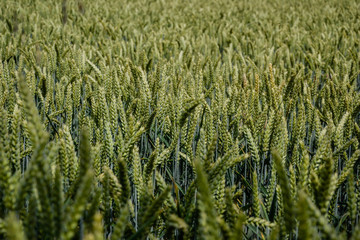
[0,0,360,239]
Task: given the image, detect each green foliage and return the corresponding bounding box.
[0,0,360,239]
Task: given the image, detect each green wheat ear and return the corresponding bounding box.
[229,210,246,240]
[130,186,171,240]
[244,127,260,167]
[272,149,295,236]
[194,159,221,240]
[79,126,92,177]
[18,72,48,145]
[53,165,64,239]
[112,205,130,239]
[0,108,14,214]
[304,191,338,240]
[179,98,202,128]
[62,169,94,240]
[4,213,26,240]
[87,212,104,240]
[297,190,313,240]
[117,155,131,206]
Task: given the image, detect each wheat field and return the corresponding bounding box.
[0,0,360,239]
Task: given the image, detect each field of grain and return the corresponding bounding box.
[0,0,360,239]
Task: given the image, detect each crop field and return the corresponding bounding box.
[0,0,360,239]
